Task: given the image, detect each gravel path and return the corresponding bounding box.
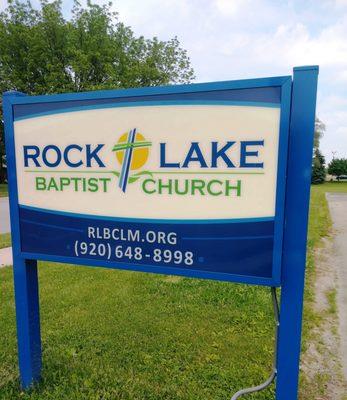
[0,247,12,267]
[0,197,10,233]
[326,192,347,382]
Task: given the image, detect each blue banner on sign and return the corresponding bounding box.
[19,206,274,279]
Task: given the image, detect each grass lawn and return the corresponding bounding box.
[0,183,8,197]
[0,182,346,400]
[0,233,11,249]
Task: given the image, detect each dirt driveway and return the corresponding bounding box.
[326,192,347,381]
[0,197,10,233]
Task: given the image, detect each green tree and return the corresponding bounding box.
[0,100,5,183]
[328,158,347,181]
[314,117,325,150]
[0,0,195,182]
[311,117,326,184]
[311,148,326,184]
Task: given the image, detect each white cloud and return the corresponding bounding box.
[337,69,347,82]
[214,0,250,16]
[334,0,347,8]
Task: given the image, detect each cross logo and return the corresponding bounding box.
[112,129,152,192]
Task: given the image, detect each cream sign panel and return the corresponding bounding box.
[14,105,280,220]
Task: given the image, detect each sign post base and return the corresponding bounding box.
[13,258,42,389]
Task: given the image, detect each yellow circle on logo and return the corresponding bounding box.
[115,132,149,170]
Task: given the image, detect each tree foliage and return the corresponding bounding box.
[311,117,326,184]
[311,148,326,184]
[314,117,325,150]
[0,98,5,183]
[328,158,347,180]
[0,0,195,182]
[0,0,194,93]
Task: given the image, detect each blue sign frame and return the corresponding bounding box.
[5,75,290,287]
[3,66,319,400]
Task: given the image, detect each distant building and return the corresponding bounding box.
[326,173,347,182]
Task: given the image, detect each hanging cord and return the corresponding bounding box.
[230,287,280,400]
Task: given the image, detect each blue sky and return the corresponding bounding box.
[1,0,347,161]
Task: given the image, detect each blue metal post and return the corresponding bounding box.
[275,66,319,399]
[3,91,42,389]
[12,258,42,388]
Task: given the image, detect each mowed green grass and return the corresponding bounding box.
[0,268,276,399]
[0,182,346,400]
[0,183,8,197]
[0,233,11,249]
